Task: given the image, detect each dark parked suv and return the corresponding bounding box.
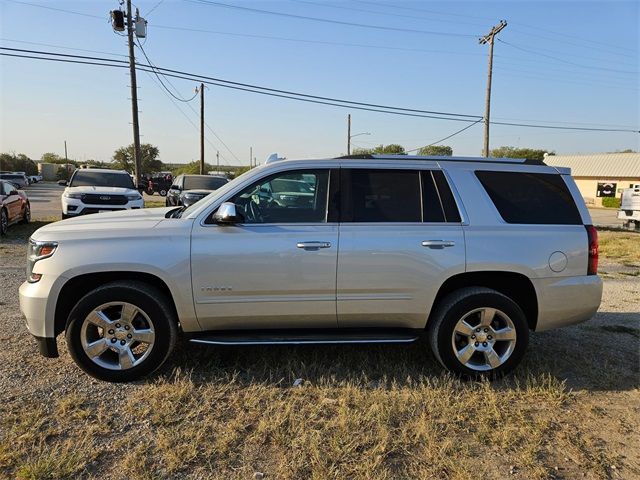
[166,174,228,207]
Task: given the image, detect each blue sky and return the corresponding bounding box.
[1,0,638,167]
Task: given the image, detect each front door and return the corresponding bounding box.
[191,169,339,330]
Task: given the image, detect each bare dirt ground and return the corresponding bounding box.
[0,225,638,480]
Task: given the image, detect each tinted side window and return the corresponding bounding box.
[476,171,582,225]
[230,169,329,224]
[432,171,462,223]
[421,171,445,222]
[343,169,421,222]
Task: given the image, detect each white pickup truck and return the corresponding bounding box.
[617,184,640,229]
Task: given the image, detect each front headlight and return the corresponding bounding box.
[27,239,58,283]
[63,192,83,199]
[126,194,142,201]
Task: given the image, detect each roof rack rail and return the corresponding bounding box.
[332,154,546,166]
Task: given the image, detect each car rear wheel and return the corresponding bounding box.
[0,209,7,235]
[65,281,178,382]
[159,189,167,196]
[428,287,529,379]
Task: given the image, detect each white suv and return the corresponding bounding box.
[21,155,602,382]
[61,168,143,219]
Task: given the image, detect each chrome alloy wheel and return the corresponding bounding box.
[451,307,517,371]
[80,302,155,370]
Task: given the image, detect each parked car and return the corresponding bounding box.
[0,173,29,189]
[60,168,143,219]
[0,180,30,235]
[617,184,640,229]
[148,174,173,196]
[28,175,42,184]
[20,155,602,382]
[166,174,228,207]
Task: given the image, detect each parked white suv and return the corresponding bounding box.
[61,168,143,218]
[20,155,602,382]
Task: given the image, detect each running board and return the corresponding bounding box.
[188,330,420,346]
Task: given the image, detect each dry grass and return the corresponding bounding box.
[144,199,167,208]
[599,230,640,264]
[0,224,638,479]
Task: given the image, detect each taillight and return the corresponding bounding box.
[585,225,598,275]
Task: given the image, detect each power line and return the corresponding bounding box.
[497,39,638,75]
[0,46,480,119]
[2,49,639,134]
[135,41,198,102]
[143,71,230,165]
[4,0,105,18]
[292,0,487,29]
[145,0,166,16]
[0,37,128,58]
[186,0,480,37]
[6,1,636,75]
[354,0,636,56]
[406,119,484,153]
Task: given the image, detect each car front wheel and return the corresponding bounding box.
[65,281,178,382]
[428,287,529,379]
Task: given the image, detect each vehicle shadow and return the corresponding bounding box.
[162,311,639,393]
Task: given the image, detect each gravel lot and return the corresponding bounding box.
[0,224,638,479]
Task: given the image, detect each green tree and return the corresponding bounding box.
[112,144,163,174]
[417,145,453,156]
[0,153,38,175]
[489,146,553,162]
[352,144,407,155]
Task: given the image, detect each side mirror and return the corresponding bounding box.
[170,184,181,191]
[213,202,241,224]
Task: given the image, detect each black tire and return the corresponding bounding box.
[428,287,529,379]
[62,213,70,220]
[21,203,30,224]
[159,189,167,197]
[0,208,7,236]
[65,281,178,382]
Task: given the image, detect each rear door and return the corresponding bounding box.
[336,167,466,329]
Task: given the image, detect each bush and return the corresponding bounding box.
[602,197,621,208]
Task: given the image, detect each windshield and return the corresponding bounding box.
[70,170,135,189]
[184,176,228,190]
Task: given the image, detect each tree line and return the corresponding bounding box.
[3,144,636,181]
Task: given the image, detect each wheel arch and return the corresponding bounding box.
[54,271,180,338]
[428,271,538,330]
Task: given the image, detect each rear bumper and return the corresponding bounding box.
[533,275,603,331]
[617,210,640,221]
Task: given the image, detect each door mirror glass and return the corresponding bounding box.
[170,184,181,191]
[213,202,242,224]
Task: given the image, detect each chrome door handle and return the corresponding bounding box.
[422,240,455,248]
[297,241,332,250]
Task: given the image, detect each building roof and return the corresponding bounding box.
[544,152,640,178]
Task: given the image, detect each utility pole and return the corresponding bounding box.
[126,0,142,184]
[250,146,253,168]
[479,20,507,157]
[64,140,68,162]
[199,83,205,174]
[347,114,351,155]
[216,150,219,172]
